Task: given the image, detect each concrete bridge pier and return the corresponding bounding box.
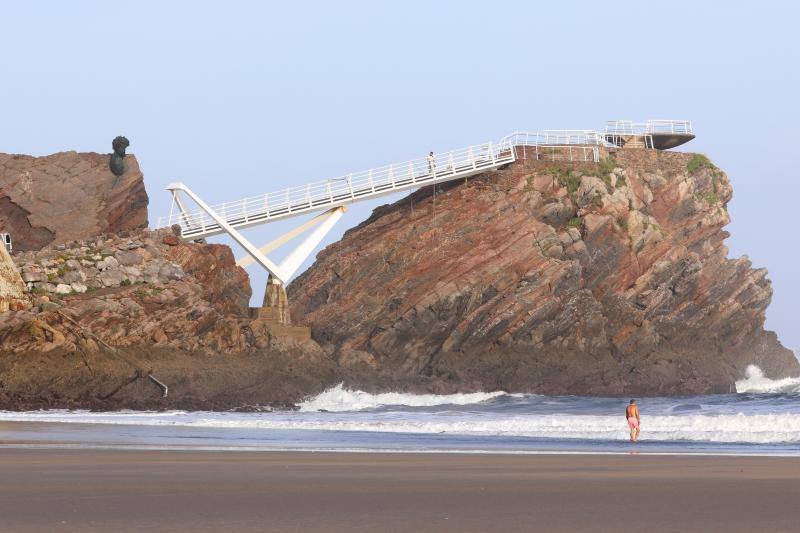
[251,275,291,325]
[248,276,311,343]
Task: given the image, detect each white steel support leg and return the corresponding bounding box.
[237,206,347,269]
[166,182,289,283]
[276,206,345,280]
[171,190,196,228]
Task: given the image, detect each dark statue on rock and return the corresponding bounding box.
[109,135,130,187]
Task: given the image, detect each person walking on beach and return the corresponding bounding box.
[427,151,436,176]
[626,399,641,442]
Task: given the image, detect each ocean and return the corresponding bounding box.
[1,365,799,455]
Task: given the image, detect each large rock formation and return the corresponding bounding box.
[0,229,341,410]
[1,144,796,408]
[0,151,148,252]
[0,147,338,410]
[289,149,800,395]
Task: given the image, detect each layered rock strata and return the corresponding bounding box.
[0,151,148,252]
[0,229,338,409]
[289,149,799,395]
[1,146,797,407]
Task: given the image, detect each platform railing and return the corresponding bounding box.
[605,120,636,135]
[156,140,516,236]
[501,130,612,148]
[606,120,693,136]
[645,119,693,135]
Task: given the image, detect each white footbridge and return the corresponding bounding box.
[156,120,692,285]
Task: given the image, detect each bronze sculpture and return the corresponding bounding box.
[109,136,129,187]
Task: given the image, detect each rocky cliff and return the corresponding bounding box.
[1,146,797,408]
[0,229,341,410]
[0,151,148,251]
[289,149,799,395]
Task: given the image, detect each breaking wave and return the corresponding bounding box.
[0,410,799,444]
[735,365,800,394]
[297,384,512,412]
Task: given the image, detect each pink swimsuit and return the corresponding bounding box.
[627,417,640,429]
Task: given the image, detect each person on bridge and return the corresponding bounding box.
[626,399,641,442]
[427,152,436,176]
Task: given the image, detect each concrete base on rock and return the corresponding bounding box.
[253,277,292,325]
[249,316,311,343]
[250,280,310,343]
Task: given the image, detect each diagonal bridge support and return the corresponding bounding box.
[166,182,345,286]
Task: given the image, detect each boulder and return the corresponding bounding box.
[575,175,608,208]
[97,256,120,271]
[54,283,72,295]
[0,151,148,252]
[115,250,143,266]
[70,282,88,294]
[62,269,86,284]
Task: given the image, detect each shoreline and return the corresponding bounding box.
[2,442,800,457]
[2,416,799,457]
[0,449,798,532]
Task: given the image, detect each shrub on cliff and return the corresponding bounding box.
[687,154,715,174]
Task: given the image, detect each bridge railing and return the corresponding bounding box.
[501,130,612,148]
[157,120,692,235]
[156,140,515,233]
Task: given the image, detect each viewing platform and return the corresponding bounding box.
[604,120,695,150]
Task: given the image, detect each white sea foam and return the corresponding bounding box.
[1,410,799,444]
[296,384,512,412]
[735,365,800,394]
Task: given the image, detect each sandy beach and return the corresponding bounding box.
[0,449,797,532]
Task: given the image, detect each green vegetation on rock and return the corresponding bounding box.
[597,156,618,187]
[687,154,715,174]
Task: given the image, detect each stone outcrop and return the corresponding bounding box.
[289,149,800,395]
[14,232,188,297]
[0,244,27,312]
[0,147,334,410]
[0,229,339,410]
[0,151,148,252]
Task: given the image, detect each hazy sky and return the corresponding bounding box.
[1,1,798,347]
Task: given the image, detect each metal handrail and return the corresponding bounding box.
[156,119,692,237]
[156,140,516,235]
[500,130,614,148]
[645,119,693,135]
[606,119,693,136]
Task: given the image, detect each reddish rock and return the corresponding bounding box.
[0,229,337,410]
[0,151,148,251]
[162,234,180,246]
[0,243,26,312]
[289,149,799,395]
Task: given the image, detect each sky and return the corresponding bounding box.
[1,1,798,348]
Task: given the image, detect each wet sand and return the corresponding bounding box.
[0,449,798,532]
